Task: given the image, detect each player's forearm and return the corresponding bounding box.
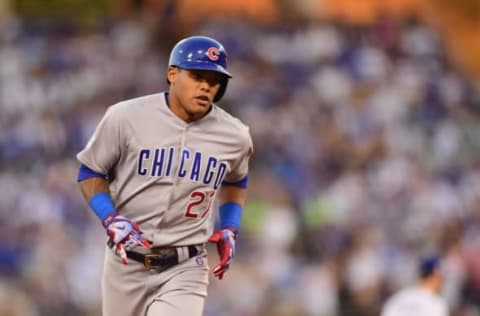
[218,185,247,206]
[217,185,247,231]
[79,176,110,202]
[78,176,118,224]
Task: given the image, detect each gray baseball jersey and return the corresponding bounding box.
[381,287,449,316]
[77,92,253,247]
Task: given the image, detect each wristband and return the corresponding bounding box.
[89,192,116,222]
[219,202,243,231]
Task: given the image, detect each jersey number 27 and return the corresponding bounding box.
[185,191,215,218]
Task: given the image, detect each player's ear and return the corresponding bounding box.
[167,66,179,84]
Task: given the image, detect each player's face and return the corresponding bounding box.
[432,270,443,293]
[167,67,223,122]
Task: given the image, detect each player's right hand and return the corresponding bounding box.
[103,212,151,264]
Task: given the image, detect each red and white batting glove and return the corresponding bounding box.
[103,212,151,264]
[208,227,237,280]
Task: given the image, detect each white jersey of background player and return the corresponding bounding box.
[381,255,449,316]
[77,36,253,316]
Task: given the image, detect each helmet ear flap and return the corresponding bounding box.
[214,77,229,103]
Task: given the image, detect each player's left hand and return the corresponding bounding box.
[208,227,237,280]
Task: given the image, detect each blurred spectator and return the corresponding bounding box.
[380,255,449,316]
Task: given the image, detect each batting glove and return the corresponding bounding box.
[208,227,237,280]
[103,212,151,264]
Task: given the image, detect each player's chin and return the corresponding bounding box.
[187,103,211,118]
[190,101,212,114]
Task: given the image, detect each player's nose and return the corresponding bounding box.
[199,76,220,88]
[199,80,214,92]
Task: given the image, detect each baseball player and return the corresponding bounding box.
[380,255,449,316]
[76,36,253,316]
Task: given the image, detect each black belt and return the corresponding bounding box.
[108,240,199,270]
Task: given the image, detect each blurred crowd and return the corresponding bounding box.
[1,9,480,316]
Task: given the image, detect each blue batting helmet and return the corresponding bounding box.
[168,36,232,102]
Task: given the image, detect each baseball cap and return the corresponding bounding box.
[419,254,441,278]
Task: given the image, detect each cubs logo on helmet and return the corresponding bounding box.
[207,47,220,61]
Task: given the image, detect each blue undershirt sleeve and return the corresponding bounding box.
[222,175,248,189]
[77,164,107,181]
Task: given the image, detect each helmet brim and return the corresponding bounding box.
[174,61,232,78]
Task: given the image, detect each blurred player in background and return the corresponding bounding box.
[380,255,449,316]
[76,35,253,316]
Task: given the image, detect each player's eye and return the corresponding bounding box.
[190,72,202,80]
[189,71,221,86]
